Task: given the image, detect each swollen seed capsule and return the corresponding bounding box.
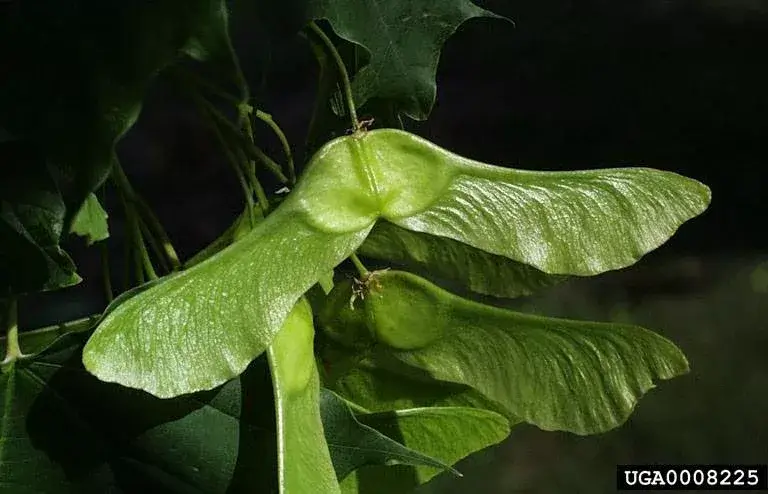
[362,270,447,350]
[270,299,315,395]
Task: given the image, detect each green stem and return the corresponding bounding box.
[349,253,369,278]
[133,196,181,271]
[303,31,336,154]
[121,198,133,292]
[112,165,180,272]
[115,186,144,286]
[236,147,270,215]
[235,101,257,195]
[0,314,102,364]
[249,141,288,186]
[174,66,241,105]
[138,227,159,281]
[255,109,296,184]
[111,160,137,196]
[112,163,158,283]
[130,216,146,284]
[206,114,258,227]
[308,21,360,132]
[1,299,22,365]
[254,178,270,214]
[182,83,270,222]
[171,61,269,199]
[0,314,101,364]
[223,18,251,123]
[240,105,255,142]
[240,113,258,189]
[139,217,171,273]
[172,69,288,186]
[192,91,289,184]
[171,67,282,194]
[100,241,114,304]
[23,314,100,338]
[98,187,114,303]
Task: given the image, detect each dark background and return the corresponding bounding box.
[111,0,768,259]
[23,0,768,492]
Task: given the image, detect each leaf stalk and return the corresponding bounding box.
[308,21,361,132]
[255,109,296,184]
[111,163,160,282]
[100,241,114,304]
[349,253,370,278]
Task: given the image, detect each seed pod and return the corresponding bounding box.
[269,298,316,394]
[362,270,448,350]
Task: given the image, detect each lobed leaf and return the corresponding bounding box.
[0,141,80,295]
[307,1,506,119]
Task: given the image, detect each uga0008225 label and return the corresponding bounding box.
[617,465,767,490]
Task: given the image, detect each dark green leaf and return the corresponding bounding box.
[181,0,231,62]
[0,140,80,295]
[307,1,506,119]
[359,221,566,298]
[355,270,689,435]
[340,406,511,493]
[70,193,109,245]
[320,389,457,481]
[0,1,234,295]
[0,331,276,493]
[1,362,72,493]
[1,0,233,222]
